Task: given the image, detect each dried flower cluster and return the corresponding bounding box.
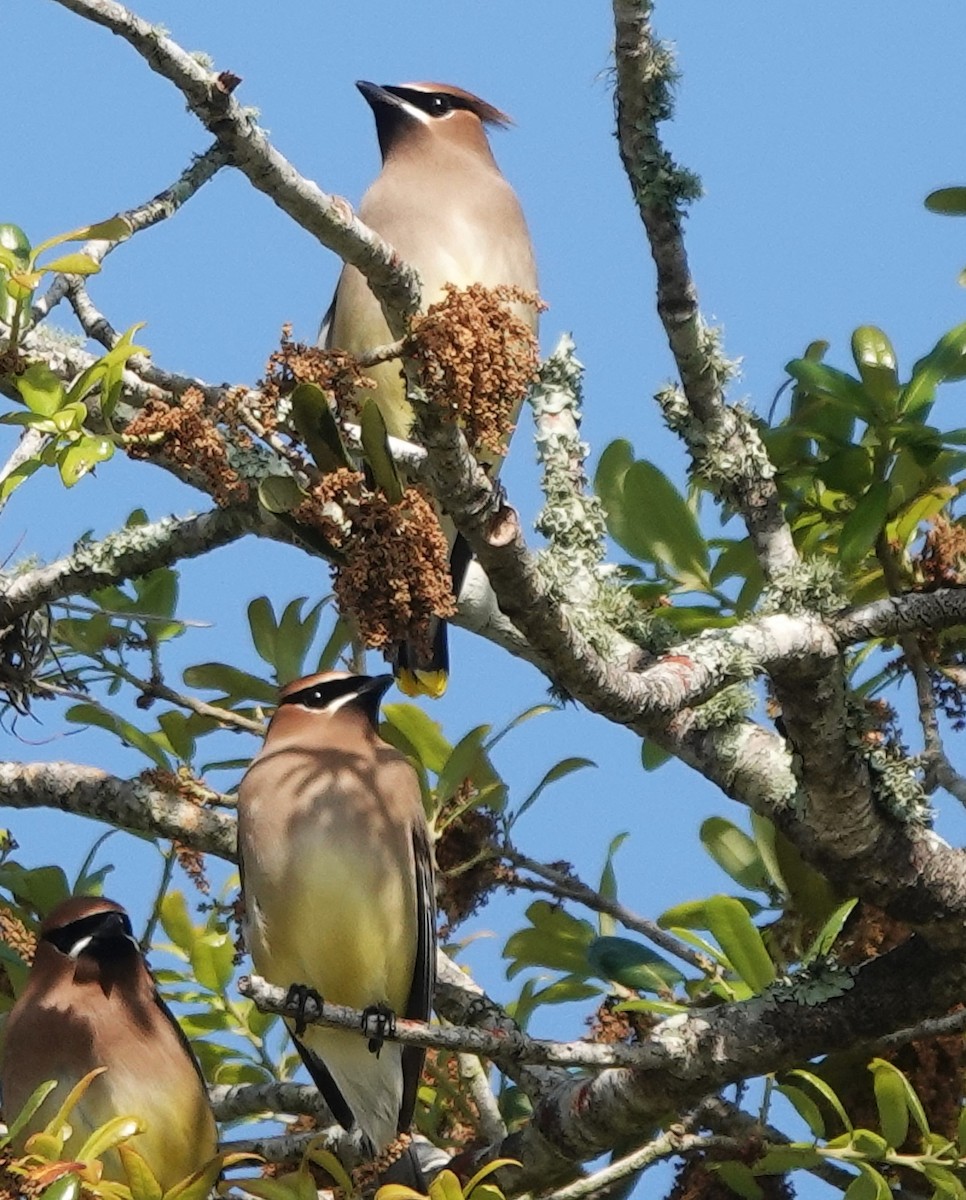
[408,284,542,457]
[259,324,372,430]
[916,516,966,590]
[0,903,35,967]
[435,791,502,932]
[295,471,455,656]
[124,388,249,507]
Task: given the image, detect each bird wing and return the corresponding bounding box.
[398,821,436,1131]
[317,292,336,348]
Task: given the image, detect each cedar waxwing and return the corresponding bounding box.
[1,896,217,1189]
[321,81,539,698]
[237,671,435,1156]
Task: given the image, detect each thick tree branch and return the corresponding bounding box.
[611,3,797,583]
[0,760,236,858]
[0,507,258,624]
[49,0,420,333]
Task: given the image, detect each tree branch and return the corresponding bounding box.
[49,0,420,333]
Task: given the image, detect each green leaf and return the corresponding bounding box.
[753,1144,824,1173]
[838,481,890,566]
[2,1080,58,1146]
[0,864,71,916]
[622,460,710,581]
[31,216,131,260]
[641,739,671,771]
[699,817,771,892]
[38,1173,81,1200]
[182,662,276,705]
[802,898,857,963]
[40,252,102,276]
[14,363,65,416]
[513,757,595,823]
[436,725,492,804]
[775,1083,825,1139]
[275,597,326,685]
[133,568,178,620]
[503,900,595,980]
[851,326,899,417]
[159,891,196,954]
[597,832,628,936]
[382,703,452,775]
[65,703,172,770]
[702,895,776,993]
[784,358,870,416]
[316,614,352,672]
[711,1163,762,1200]
[595,438,640,556]
[845,1162,890,1200]
[360,397,404,502]
[816,445,874,495]
[189,931,235,992]
[117,1145,163,1200]
[290,381,353,473]
[784,1068,853,1133]
[869,1057,930,1138]
[870,1058,909,1149]
[925,187,966,215]
[247,596,278,668]
[57,436,114,487]
[585,936,685,993]
[258,475,307,515]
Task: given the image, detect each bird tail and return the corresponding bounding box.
[393,534,473,699]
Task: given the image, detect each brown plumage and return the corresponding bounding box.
[1,896,217,1189]
[321,81,539,697]
[237,671,436,1154]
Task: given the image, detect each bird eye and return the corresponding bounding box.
[428,94,453,116]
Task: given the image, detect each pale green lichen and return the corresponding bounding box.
[767,963,857,1007]
[760,558,848,619]
[225,441,276,482]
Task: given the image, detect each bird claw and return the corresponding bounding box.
[361,1003,396,1057]
[285,982,323,1036]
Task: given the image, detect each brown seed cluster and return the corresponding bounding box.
[124,387,249,507]
[916,515,966,590]
[331,485,455,655]
[174,841,210,896]
[408,284,542,458]
[259,324,372,430]
[435,792,502,933]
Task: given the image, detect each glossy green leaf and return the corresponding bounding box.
[117,1145,163,1200]
[31,217,131,260]
[503,900,595,979]
[435,724,492,804]
[851,326,899,416]
[711,1163,762,1200]
[40,252,102,276]
[57,436,114,487]
[290,381,353,473]
[594,438,638,553]
[640,739,671,771]
[585,936,685,993]
[622,460,710,580]
[838,481,890,566]
[513,756,595,823]
[753,1144,823,1173]
[699,817,771,892]
[182,662,276,704]
[776,1083,825,1139]
[870,1058,908,1149]
[843,1168,885,1200]
[38,1173,81,1200]
[247,596,278,668]
[784,358,870,416]
[382,703,452,774]
[66,703,172,769]
[785,1069,853,1133]
[258,475,307,514]
[869,1057,930,1138]
[133,568,178,620]
[597,832,628,936]
[14,362,64,416]
[159,890,196,955]
[360,397,404,502]
[3,1079,58,1145]
[189,931,235,992]
[275,597,326,684]
[816,445,874,495]
[702,894,775,993]
[925,187,966,215]
[802,898,857,963]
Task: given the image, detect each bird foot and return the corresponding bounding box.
[285,982,323,1036]
[361,1003,396,1057]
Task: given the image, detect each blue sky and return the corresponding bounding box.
[6,1,966,1191]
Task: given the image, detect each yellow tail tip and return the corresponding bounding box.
[396,668,448,699]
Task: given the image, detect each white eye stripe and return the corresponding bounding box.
[68,935,93,959]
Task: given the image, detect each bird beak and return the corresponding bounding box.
[356,674,396,703]
[356,80,402,112]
